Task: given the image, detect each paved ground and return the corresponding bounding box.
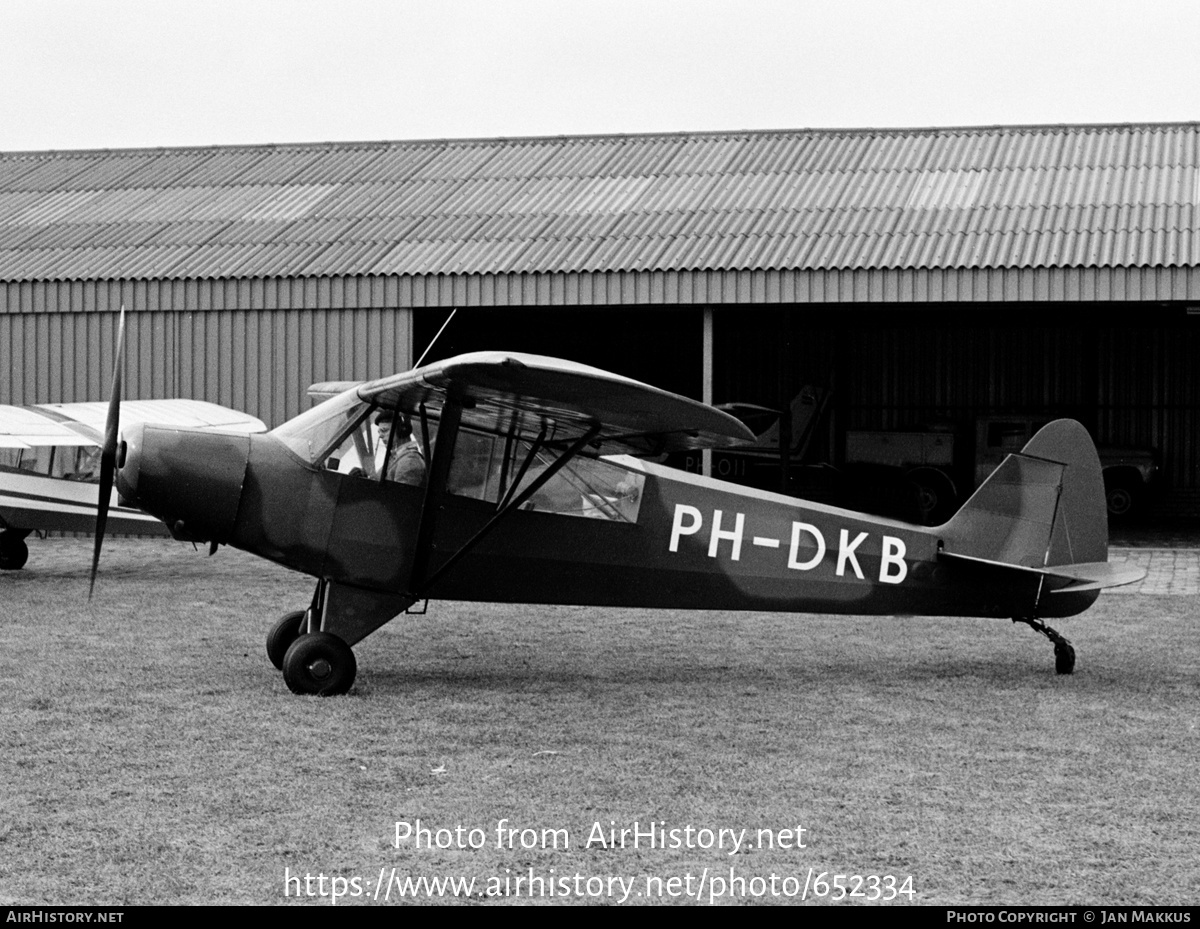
[1106,525,1200,595]
[1107,547,1200,595]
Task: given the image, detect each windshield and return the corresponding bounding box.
[272,388,372,465]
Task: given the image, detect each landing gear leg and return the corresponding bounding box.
[1013,616,1076,675]
[266,581,326,669]
[271,579,359,695]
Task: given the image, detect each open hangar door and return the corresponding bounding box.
[707,304,1200,526]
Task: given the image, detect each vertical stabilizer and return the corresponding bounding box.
[942,419,1107,568]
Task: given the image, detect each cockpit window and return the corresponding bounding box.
[446,428,643,522]
[0,444,101,480]
[273,394,643,522]
[517,450,643,522]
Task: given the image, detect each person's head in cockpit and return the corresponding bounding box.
[375,408,412,451]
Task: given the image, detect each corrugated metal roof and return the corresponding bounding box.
[3,123,1200,282]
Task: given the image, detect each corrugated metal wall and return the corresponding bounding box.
[1096,321,1200,507]
[835,314,1096,427]
[0,305,413,428]
[5,267,1200,312]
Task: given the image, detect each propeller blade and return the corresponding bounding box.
[89,306,126,599]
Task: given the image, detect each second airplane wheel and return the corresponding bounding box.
[282,632,357,696]
[266,610,307,669]
[0,534,29,570]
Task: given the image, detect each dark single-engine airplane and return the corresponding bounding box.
[90,335,1144,695]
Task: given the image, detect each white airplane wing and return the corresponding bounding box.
[36,399,267,439]
[0,405,96,448]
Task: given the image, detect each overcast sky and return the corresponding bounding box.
[3,0,1198,152]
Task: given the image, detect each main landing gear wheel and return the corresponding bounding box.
[0,533,29,571]
[1014,616,1076,675]
[282,632,357,696]
[266,610,307,670]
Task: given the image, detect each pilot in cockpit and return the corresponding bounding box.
[374,409,426,486]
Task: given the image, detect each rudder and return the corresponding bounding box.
[942,419,1107,568]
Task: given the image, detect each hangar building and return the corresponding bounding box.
[1,123,1199,517]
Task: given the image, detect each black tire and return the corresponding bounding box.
[0,535,29,571]
[282,632,357,696]
[908,467,958,526]
[1054,641,1076,675]
[1104,478,1139,521]
[266,610,306,670]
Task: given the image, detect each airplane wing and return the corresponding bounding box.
[0,469,165,537]
[354,352,756,455]
[0,405,96,448]
[36,399,267,440]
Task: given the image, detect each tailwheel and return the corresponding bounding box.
[282,632,357,696]
[1054,639,1076,675]
[266,610,307,669]
[1014,616,1076,675]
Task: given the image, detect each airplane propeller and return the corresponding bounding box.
[89,306,125,599]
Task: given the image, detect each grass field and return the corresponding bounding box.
[2,538,1197,906]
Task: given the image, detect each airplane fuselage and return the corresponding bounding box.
[121,428,1094,623]
[0,466,165,536]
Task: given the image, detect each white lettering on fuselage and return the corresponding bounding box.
[668,503,908,585]
[788,522,825,570]
[669,504,703,552]
[837,529,868,579]
[708,509,745,561]
[879,535,907,583]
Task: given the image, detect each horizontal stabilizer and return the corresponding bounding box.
[940,550,1145,592]
[1040,560,1146,593]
